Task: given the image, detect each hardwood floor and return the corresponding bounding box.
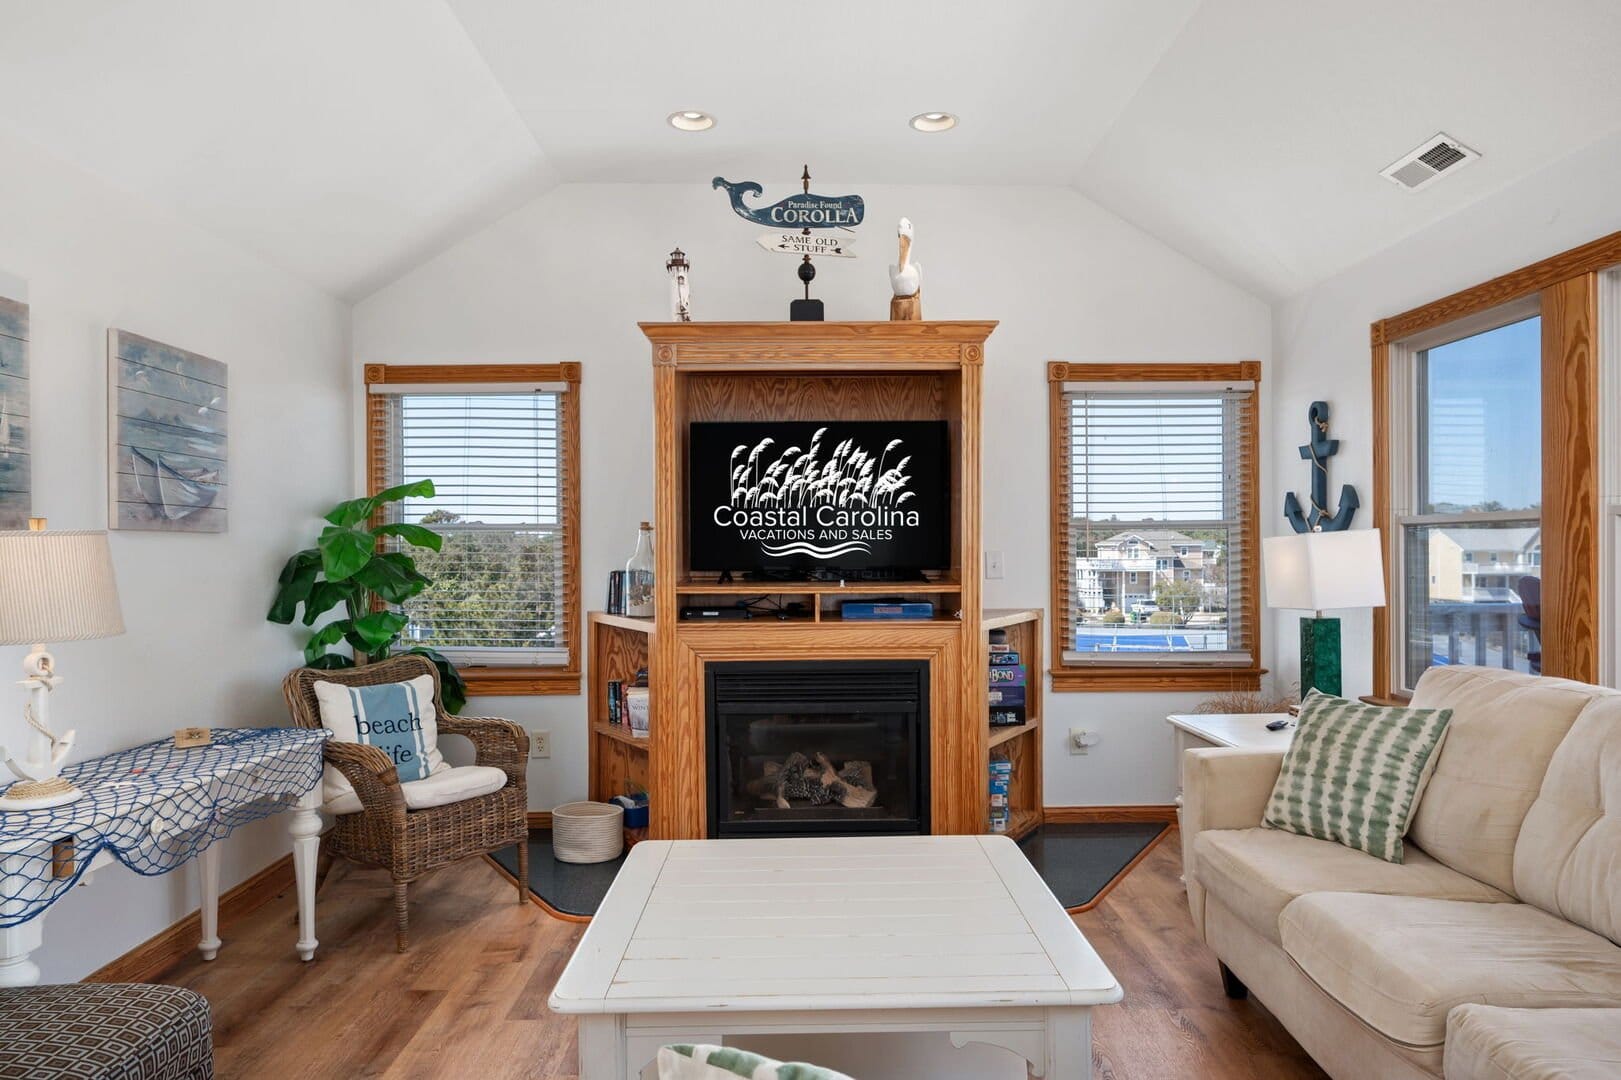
[158,833,1325,1079]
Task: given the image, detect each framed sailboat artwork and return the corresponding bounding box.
[0,292,30,529]
[108,329,227,533]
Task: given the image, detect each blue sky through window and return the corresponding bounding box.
[1422,316,1540,514]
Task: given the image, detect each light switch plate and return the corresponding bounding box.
[984,550,1004,580]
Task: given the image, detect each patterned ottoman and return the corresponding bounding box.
[0,983,212,1080]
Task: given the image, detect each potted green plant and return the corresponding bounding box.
[267,480,467,712]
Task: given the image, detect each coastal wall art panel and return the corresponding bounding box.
[108,329,227,532]
[0,295,30,529]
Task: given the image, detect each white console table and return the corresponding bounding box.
[0,728,328,986]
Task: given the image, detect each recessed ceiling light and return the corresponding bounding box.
[668,110,716,132]
[909,111,957,133]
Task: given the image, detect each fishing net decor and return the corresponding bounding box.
[0,727,329,928]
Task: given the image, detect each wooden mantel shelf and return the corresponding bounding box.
[641,320,996,373]
[638,320,999,341]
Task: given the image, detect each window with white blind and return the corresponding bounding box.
[1048,362,1261,690]
[366,364,580,693]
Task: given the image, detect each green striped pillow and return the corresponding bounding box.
[1262,690,1453,863]
[658,1045,854,1080]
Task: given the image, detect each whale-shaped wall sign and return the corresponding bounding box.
[713,177,864,229]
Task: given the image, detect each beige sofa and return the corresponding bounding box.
[1181,666,1621,1080]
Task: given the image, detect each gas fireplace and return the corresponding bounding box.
[705,660,930,838]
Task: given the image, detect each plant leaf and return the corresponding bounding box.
[373,479,435,505]
[373,523,442,552]
[303,621,349,665]
[301,580,357,626]
[318,525,375,582]
[306,653,356,671]
[408,647,466,715]
[353,552,430,605]
[321,480,434,529]
[350,610,409,652]
[323,495,377,529]
[267,549,321,624]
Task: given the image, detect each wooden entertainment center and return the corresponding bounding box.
[585,321,1044,842]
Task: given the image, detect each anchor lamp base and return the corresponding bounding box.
[1299,615,1343,698]
[0,776,84,811]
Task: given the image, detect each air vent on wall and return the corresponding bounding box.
[1381,133,1480,191]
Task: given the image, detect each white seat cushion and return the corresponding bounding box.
[323,764,507,816]
[1190,827,1510,945]
[1445,1005,1621,1080]
[1278,893,1621,1049]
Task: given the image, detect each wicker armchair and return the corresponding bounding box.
[282,654,529,951]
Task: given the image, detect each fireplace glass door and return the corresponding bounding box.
[706,660,929,838]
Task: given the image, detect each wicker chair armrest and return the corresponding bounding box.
[323,740,407,820]
[436,715,528,782]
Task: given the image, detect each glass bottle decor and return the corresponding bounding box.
[625,521,655,618]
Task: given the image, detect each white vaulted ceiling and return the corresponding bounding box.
[1,1,1619,301]
[0,0,552,299]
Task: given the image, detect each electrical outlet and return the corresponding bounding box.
[1069,728,1093,755]
[530,729,550,759]
[984,550,1004,580]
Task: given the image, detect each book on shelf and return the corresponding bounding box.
[989,685,1027,707]
[625,687,650,737]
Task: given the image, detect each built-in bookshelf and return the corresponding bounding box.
[585,612,652,804]
[984,608,1044,841]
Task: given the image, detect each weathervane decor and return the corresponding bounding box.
[714,166,862,321]
[1284,400,1359,532]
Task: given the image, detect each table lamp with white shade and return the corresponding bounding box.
[1263,529,1386,698]
[0,521,125,810]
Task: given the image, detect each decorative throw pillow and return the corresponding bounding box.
[657,1046,854,1080]
[313,675,443,799]
[1262,690,1452,863]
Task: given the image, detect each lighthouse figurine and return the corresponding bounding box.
[666,248,692,322]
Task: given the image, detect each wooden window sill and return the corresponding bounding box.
[1050,666,1262,693]
[459,666,582,697]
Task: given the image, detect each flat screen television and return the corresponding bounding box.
[688,420,950,574]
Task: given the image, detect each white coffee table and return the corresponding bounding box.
[548,835,1122,1080]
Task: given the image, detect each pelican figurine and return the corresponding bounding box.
[889,218,922,320]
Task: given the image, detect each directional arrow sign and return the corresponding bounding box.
[755,232,857,258]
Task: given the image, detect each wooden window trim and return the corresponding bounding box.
[364,362,583,697]
[1369,232,1616,697]
[1047,360,1263,692]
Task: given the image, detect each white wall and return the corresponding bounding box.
[0,128,350,981]
[353,181,1272,810]
[1270,128,1621,697]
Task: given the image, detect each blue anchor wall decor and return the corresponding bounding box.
[1284,401,1359,532]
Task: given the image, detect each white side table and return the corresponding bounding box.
[1165,714,1293,885]
[1165,713,1294,820]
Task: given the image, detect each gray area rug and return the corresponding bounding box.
[490,821,1167,917]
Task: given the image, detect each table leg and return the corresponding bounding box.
[289,785,322,962]
[1043,1007,1093,1079]
[197,843,221,961]
[578,1014,626,1080]
[0,920,42,988]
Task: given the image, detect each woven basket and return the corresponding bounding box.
[552,801,625,864]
